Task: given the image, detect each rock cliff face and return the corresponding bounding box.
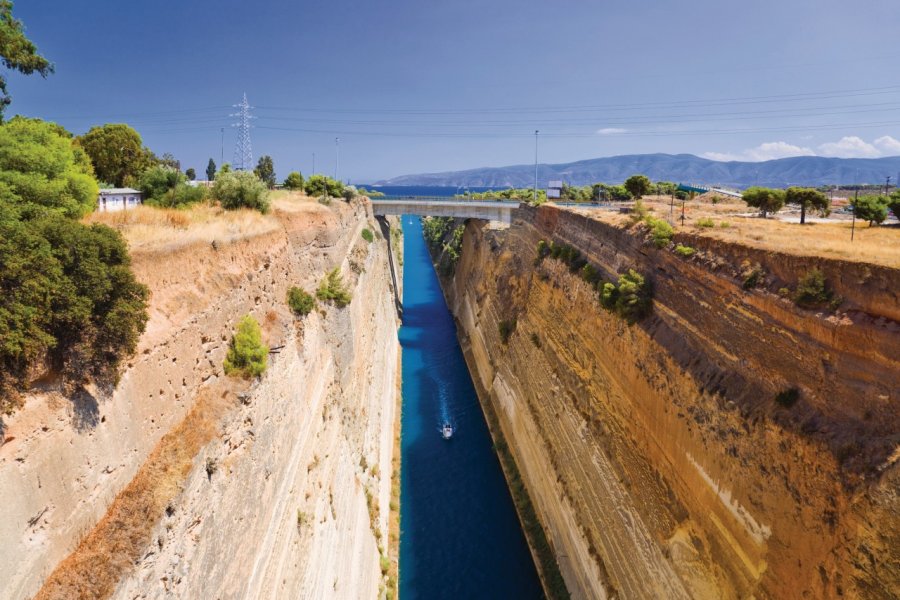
[0,198,401,599]
[439,205,899,599]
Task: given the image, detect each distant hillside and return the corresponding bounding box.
[375,153,900,188]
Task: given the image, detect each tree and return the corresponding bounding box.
[138,165,186,204]
[888,191,900,220]
[851,195,889,226]
[158,152,180,171]
[283,171,304,190]
[287,286,316,316]
[0,116,98,218]
[742,186,786,217]
[185,167,196,181]
[0,1,53,119]
[254,155,276,188]
[77,123,152,187]
[624,174,652,199]
[223,315,267,378]
[206,158,216,181]
[785,187,829,224]
[304,174,343,198]
[212,170,270,213]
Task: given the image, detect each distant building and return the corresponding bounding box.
[547,180,563,199]
[96,188,142,212]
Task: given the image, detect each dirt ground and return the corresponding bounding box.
[568,194,900,269]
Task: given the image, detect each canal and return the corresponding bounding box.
[399,217,543,599]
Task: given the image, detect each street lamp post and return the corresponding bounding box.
[335,138,340,182]
[533,130,539,204]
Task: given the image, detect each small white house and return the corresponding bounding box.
[97,188,142,212]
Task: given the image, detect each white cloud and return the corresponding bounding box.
[817,136,880,158]
[704,135,900,162]
[702,141,813,162]
[596,127,627,135]
[874,135,900,155]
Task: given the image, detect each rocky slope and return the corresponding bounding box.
[0,197,402,599]
[438,205,899,599]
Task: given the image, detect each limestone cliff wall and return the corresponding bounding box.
[0,199,401,599]
[441,206,899,599]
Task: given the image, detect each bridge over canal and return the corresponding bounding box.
[371,198,520,224]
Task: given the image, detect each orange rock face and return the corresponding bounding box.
[440,205,899,599]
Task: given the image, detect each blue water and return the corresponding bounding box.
[399,217,543,599]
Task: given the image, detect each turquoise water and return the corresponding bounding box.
[399,217,543,599]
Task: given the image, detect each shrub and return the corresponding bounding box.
[138,165,186,205]
[1,205,149,406]
[599,269,652,322]
[696,217,715,228]
[380,555,390,575]
[629,199,649,224]
[283,171,304,190]
[498,319,516,344]
[342,185,358,201]
[304,174,343,198]
[223,315,268,378]
[287,286,316,316]
[316,267,352,307]
[581,263,600,283]
[213,170,270,213]
[674,244,695,257]
[361,228,374,243]
[535,239,550,263]
[719,221,730,228]
[146,181,208,209]
[794,268,831,307]
[742,265,764,289]
[530,332,541,348]
[645,216,674,248]
[851,195,889,225]
[775,388,799,408]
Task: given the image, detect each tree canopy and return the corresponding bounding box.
[185,167,196,181]
[0,0,53,118]
[206,158,216,181]
[304,174,344,198]
[624,174,652,199]
[0,116,98,218]
[851,195,889,226]
[785,187,829,224]
[283,171,304,190]
[213,170,270,213]
[742,186,785,217]
[77,123,153,187]
[254,155,276,188]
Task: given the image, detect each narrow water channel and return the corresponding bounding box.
[399,217,543,599]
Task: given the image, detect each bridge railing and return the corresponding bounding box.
[373,195,525,203]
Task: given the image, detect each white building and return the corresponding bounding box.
[96,188,142,212]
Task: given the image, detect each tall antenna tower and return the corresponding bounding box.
[231,93,254,170]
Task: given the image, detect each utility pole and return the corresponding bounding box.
[851,186,858,241]
[335,137,340,182]
[312,152,316,175]
[885,175,892,196]
[533,130,539,204]
[220,127,224,168]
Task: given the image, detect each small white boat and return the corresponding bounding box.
[441,423,454,440]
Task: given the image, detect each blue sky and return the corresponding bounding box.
[9,0,900,182]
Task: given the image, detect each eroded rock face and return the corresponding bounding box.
[0,199,401,600]
[440,206,899,599]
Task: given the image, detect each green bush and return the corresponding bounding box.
[581,263,600,283]
[361,228,374,243]
[213,170,270,213]
[316,267,352,307]
[283,171,304,190]
[794,268,831,307]
[304,174,343,198]
[645,216,674,248]
[0,117,99,218]
[138,165,186,204]
[599,269,652,322]
[223,315,268,378]
[0,204,149,409]
[696,217,715,228]
[535,239,550,263]
[498,319,516,344]
[380,555,390,576]
[674,244,695,257]
[287,286,316,316]
[719,221,731,228]
[851,195,889,225]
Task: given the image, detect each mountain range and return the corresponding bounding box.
[375,153,900,189]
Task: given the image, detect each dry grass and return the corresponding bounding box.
[84,204,279,253]
[572,197,900,268]
[35,382,241,600]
